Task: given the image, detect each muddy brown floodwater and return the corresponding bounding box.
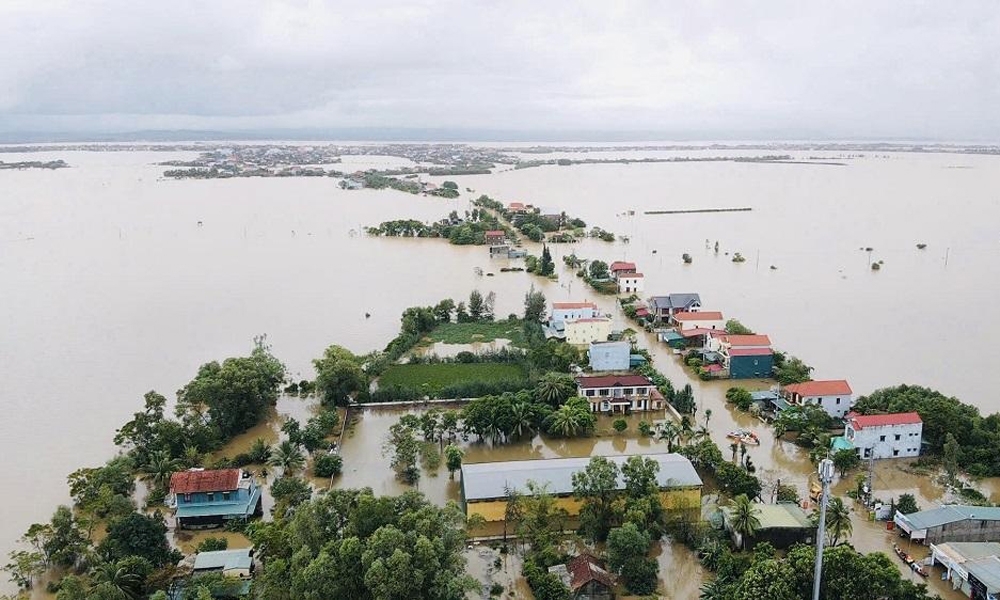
[5,148,1000,596]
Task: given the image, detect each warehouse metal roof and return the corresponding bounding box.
[461,453,701,502]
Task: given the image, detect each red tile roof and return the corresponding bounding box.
[784,380,852,397]
[485,230,505,236]
[170,469,241,494]
[609,261,636,272]
[674,311,724,321]
[565,554,614,592]
[634,307,650,316]
[620,272,644,278]
[508,202,525,210]
[568,317,610,324]
[847,411,922,429]
[720,334,772,346]
[576,374,652,388]
[729,347,773,356]
[681,327,719,337]
[553,302,598,309]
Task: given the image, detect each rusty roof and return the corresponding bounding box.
[784,380,852,397]
[170,469,241,494]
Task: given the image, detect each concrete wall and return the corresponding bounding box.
[730,354,774,379]
[467,487,701,523]
[847,422,923,459]
[927,519,1000,544]
[551,306,599,324]
[589,342,630,371]
[565,320,612,345]
[801,393,854,418]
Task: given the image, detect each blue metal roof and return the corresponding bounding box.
[899,505,1000,531]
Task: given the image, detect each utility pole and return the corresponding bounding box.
[812,458,835,600]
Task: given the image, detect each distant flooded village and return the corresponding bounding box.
[4,145,1000,600]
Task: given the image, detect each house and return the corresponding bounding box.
[709,334,773,379]
[169,469,263,530]
[565,317,613,346]
[894,505,1000,545]
[508,202,526,213]
[575,374,665,413]
[588,340,631,371]
[485,230,507,245]
[539,207,564,225]
[507,248,527,259]
[722,503,814,550]
[929,542,1000,599]
[461,453,702,525]
[489,244,511,258]
[617,273,644,294]
[648,294,701,321]
[551,301,600,326]
[549,554,615,600]
[609,261,637,279]
[671,311,725,331]
[193,548,255,579]
[835,412,923,459]
[782,380,853,418]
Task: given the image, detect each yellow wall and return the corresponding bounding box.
[467,486,702,523]
[565,320,613,345]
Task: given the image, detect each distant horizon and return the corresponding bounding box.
[2,128,999,146]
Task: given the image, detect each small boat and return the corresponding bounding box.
[911,562,927,577]
[740,432,760,446]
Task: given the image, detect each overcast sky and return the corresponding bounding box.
[2,1,998,140]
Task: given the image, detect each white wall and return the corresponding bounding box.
[847,422,923,459]
[801,393,853,418]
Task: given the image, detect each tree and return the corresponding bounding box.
[588,259,609,279]
[89,557,151,600]
[444,444,463,478]
[572,457,621,542]
[386,422,421,484]
[725,319,754,335]
[271,477,313,513]
[534,373,577,407]
[613,418,628,433]
[539,245,554,276]
[99,512,179,568]
[313,453,343,478]
[729,494,760,550]
[832,448,861,477]
[824,496,853,546]
[725,387,753,411]
[433,298,456,323]
[248,437,273,464]
[544,398,595,438]
[896,493,919,515]
[175,339,286,441]
[468,290,485,321]
[42,505,89,569]
[943,432,960,483]
[269,440,306,475]
[523,285,546,322]
[196,537,228,552]
[704,408,713,428]
[607,523,657,595]
[731,557,798,600]
[3,549,45,590]
[313,345,367,408]
[143,450,182,492]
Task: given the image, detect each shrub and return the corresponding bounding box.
[313,453,343,478]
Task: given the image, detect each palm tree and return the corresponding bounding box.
[268,441,306,475]
[247,438,273,464]
[535,373,575,407]
[89,561,142,600]
[729,494,761,550]
[545,405,581,438]
[825,497,853,545]
[730,442,739,463]
[658,420,681,452]
[143,450,182,490]
[679,415,693,444]
[700,577,730,600]
[509,402,536,440]
[703,408,713,428]
[739,443,748,466]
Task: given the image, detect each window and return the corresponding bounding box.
[893,450,899,456]
[623,388,634,395]
[222,492,231,501]
[836,398,841,404]
[895,434,901,441]
[879,435,886,442]
[599,389,609,397]
[585,389,595,397]
[184,494,191,503]
[206,492,214,501]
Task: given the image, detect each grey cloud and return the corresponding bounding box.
[1,0,998,139]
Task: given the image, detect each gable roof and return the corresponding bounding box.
[485,230,505,236]
[899,505,1000,531]
[729,347,773,357]
[194,548,253,572]
[650,293,701,309]
[461,453,702,502]
[170,469,241,494]
[847,411,921,429]
[565,554,614,591]
[674,311,724,321]
[784,380,852,397]
[576,374,651,388]
[724,503,812,530]
[552,301,598,310]
[720,334,772,346]
[609,261,636,272]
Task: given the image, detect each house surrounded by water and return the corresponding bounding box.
[575,374,665,413]
[169,468,263,530]
[834,411,923,459]
[781,380,853,418]
[648,293,701,321]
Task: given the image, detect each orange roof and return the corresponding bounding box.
[170,469,241,494]
[674,311,723,321]
[847,411,921,429]
[784,380,852,397]
[568,317,610,324]
[721,334,771,346]
[552,302,598,309]
[620,272,644,278]
[609,261,636,272]
[485,230,505,236]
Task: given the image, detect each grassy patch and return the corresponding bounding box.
[379,362,527,393]
[426,320,528,347]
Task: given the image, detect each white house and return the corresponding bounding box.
[617,273,645,294]
[550,302,600,326]
[671,310,724,331]
[575,375,665,413]
[782,380,854,418]
[565,317,613,346]
[843,412,923,459]
[589,341,631,371]
[609,261,637,279]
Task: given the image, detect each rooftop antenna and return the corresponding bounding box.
[812,458,835,600]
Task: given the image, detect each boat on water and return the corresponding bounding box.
[726,429,760,445]
[892,544,928,577]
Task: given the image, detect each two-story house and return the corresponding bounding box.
[588,340,631,371]
[671,310,724,331]
[485,230,507,245]
[618,273,645,294]
[709,333,773,379]
[782,380,853,418]
[576,374,665,413]
[170,468,263,530]
[609,261,637,279]
[550,302,600,326]
[565,317,612,346]
[842,411,923,459]
[649,293,701,322]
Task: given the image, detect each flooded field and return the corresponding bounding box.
[3,147,1000,595]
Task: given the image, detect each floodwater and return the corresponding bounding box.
[3,147,1000,596]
